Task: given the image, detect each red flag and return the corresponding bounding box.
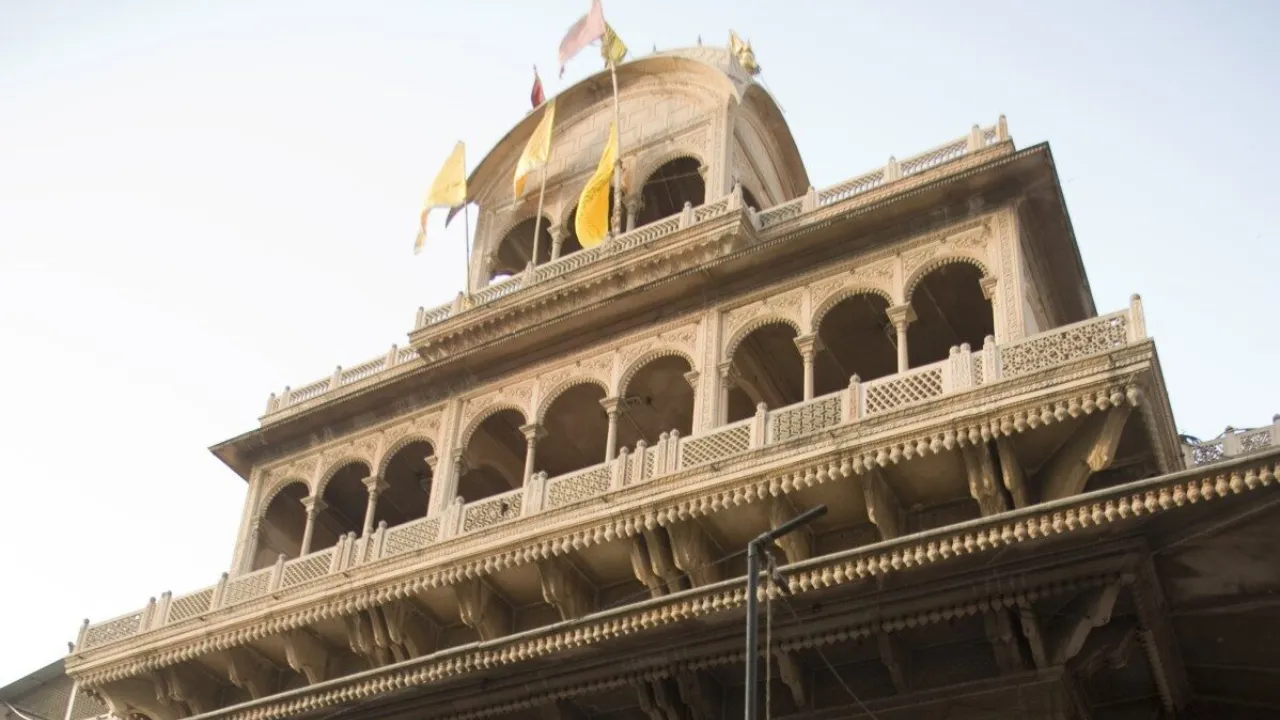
[531,67,545,108]
[558,0,606,77]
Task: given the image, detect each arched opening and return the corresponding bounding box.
[539,383,609,476]
[490,217,552,282]
[313,462,371,550]
[459,409,527,503]
[741,186,761,212]
[636,157,705,227]
[726,322,803,423]
[813,293,897,396]
[378,441,434,527]
[253,481,308,570]
[907,263,993,368]
[617,355,695,448]
[561,195,614,252]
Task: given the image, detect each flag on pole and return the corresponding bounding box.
[601,22,627,66]
[513,99,556,198]
[415,141,467,254]
[558,0,606,77]
[531,67,545,108]
[729,31,761,75]
[574,122,617,249]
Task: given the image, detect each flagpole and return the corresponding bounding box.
[608,59,623,237]
[530,168,548,269]
[463,202,472,298]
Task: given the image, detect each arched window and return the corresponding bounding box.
[378,441,434,527]
[636,157,705,227]
[617,355,694,448]
[490,217,553,282]
[539,383,609,477]
[252,481,308,571]
[907,263,993,368]
[726,322,803,423]
[313,462,371,550]
[813,293,897,396]
[459,409,527,503]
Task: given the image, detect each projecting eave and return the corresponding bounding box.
[1019,142,1097,321]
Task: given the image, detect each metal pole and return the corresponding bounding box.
[608,60,623,237]
[745,541,761,720]
[530,162,548,270]
[743,504,826,719]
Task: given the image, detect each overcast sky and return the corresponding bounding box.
[2,0,1277,683]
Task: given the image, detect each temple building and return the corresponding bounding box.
[62,46,1280,719]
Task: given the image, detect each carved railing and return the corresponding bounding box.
[79,292,1152,653]
[1183,418,1280,468]
[262,118,1012,419]
[265,344,419,418]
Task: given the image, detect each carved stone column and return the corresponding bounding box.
[548,223,565,261]
[600,397,623,461]
[625,198,643,232]
[519,423,545,485]
[886,303,917,373]
[360,475,389,537]
[792,334,822,401]
[241,519,263,574]
[299,496,326,556]
[717,361,740,425]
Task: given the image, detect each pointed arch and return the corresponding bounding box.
[723,315,804,364]
[314,458,373,499]
[616,347,698,398]
[634,155,706,228]
[536,376,612,424]
[808,287,895,335]
[459,403,530,452]
[906,259,994,369]
[903,255,991,304]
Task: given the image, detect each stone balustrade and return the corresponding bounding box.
[78,293,1147,653]
[262,118,1012,419]
[1183,418,1280,467]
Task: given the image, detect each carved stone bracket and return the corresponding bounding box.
[962,442,1009,517]
[1041,406,1133,503]
[769,496,812,564]
[666,521,722,588]
[863,469,904,541]
[453,578,511,641]
[283,630,331,685]
[538,557,596,621]
[225,648,277,700]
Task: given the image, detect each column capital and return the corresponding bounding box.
[599,396,624,415]
[682,369,701,390]
[792,333,824,358]
[519,422,547,442]
[717,361,741,382]
[547,222,564,242]
[979,276,999,300]
[361,475,389,495]
[300,495,327,516]
[885,303,917,328]
[624,196,645,214]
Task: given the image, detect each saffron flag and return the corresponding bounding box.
[415,141,467,254]
[601,22,627,66]
[729,31,761,75]
[513,99,556,198]
[558,0,606,77]
[531,67,545,108]
[574,122,617,249]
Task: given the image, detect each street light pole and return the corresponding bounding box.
[744,504,827,720]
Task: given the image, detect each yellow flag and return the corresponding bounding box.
[575,122,617,249]
[513,100,556,198]
[601,22,627,66]
[729,30,760,75]
[415,141,467,254]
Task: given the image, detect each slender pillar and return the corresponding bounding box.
[519,423,545,485]
[299,496,326,556]
[360,475,389,537]
[549,224,564,261]
[792,334,822,401]
[886,303,917,373]
[625,198,643,232]
[717,362,738,426]
[601,397,623,461]
[241,520,262,574]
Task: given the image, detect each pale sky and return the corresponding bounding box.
[2,0,1277,682]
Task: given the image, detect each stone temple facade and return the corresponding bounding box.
[61,46,1280,719]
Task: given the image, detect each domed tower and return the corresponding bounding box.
[464,46,807,290]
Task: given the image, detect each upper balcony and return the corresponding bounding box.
[73,297,1170,664]
[258,119,1021,428]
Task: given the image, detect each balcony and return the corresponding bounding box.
[1182,419,1280,467]
[259,119,1012,424]
[76,297,1150,654]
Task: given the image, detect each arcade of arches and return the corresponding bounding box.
[723,263,993,423]
[487,157,706,285]
[250,263,991,567]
